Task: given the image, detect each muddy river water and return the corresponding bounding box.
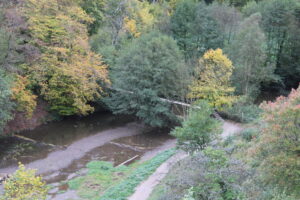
[0,112,175,199]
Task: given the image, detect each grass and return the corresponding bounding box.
[67,148,176,200]
[68,161,134,200]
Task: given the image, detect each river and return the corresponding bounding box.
[0,111,175,199]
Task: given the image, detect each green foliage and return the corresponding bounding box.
[226,13,277,99]
[68,161,130,199]
[148,148,248,200]
[240,128,258,142]
[0,69,14,134]
[207,2,242,44]
[106,31,188,127]
[222,97,262,123]
[182,187,196,200]
[67,149,175,200]
[193,148,244,200]
[80,0,105,35]
[171,101,221,154]
[99,149,175,200]
[253,0,300,91]
[0,28,9,66]
[0,25,14,133]
[171,1,224,61]
[2,163,48,200]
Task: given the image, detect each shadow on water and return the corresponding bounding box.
[20,112,135,146]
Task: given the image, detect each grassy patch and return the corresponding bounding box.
[99,149,175,200]
[67,149,176,200]
[68,161,133,200]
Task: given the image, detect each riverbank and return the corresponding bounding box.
[0,111,177,199]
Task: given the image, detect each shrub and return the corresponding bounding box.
[221,97,262,123]
[240,128,258,142]
[171,101,221,154]
[182,187,196,200]
[149,148,249,200]
[2,163,48,200]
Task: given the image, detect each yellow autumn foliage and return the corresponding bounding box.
[188,49,236,109]
[126,0,155,35]
[21,0,109,116]
[11,75,37,118]
[2,163,47,200]
[124,17,141,38]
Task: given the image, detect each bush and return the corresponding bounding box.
[193,148,245,200]
[2,163,48,200]
[221,97,262,123]
[240,128,258,142]
[149,147,249,200]
[171,101,221,154]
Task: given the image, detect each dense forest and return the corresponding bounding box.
[0,0,299,199]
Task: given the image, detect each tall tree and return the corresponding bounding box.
[107,31,188,127]
[260,0,300,91]
[22,0,109,116]
[226,13,276,99]
[171,1,223,62]
[188,49,235,109]
[208,2,242,44]
[170,0,197,60]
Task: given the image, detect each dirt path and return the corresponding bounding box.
[128,120,243,200]
[221,120,243,139]
[0,122,144,175]
[128,152,187,200]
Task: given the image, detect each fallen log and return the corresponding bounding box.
[14,135,56,147]
[117,155,139,167]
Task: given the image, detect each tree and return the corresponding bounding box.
[106,31,188,127]
[22,0,109,116]
[0,69,14,134]
[80,0,105,35]
[258,0,300,92]
[170,0,197,60]
[250,85,300,195]
[226,13,276,99]
[188,49,235,109]
[208,2,242,44]
[90,0,156,66]
[171,101,221,154]
[171,1,223,61]
[2,163,48,200]
[11,75,37,118]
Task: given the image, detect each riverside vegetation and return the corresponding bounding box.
[0,0,299,199]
